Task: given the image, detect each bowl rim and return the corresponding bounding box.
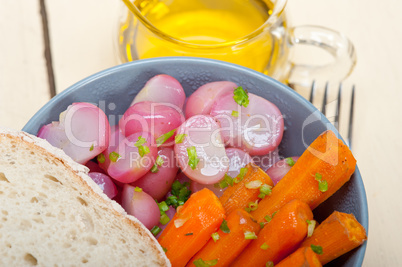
[23,56,368,265]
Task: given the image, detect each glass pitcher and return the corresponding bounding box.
[117,0,356,86]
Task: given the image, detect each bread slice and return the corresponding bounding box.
[0,128,170,266]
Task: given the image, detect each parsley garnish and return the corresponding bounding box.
[220,219,230,233]
[109,152,120,162]
[260,243,269,250]
[165,180,191,208]
[175,133,187,144]
[193,259,218,267]
[315,173,328,192]
[89,144,94,151]
[97,153,105,164]
[233,86,249,107]
[311,244,323,255]
[187,146,199,170]
[185,233,193,236]
[151,155,164,173]
[155,129,176,147]
[234,167,248,183]
[134,136,150,157]
[285,157,295,166]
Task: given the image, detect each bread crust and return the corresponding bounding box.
[0,127,170,266]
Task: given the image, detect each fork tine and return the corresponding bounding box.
[335,83,342,130]
[321,82,329,116]
[348,85,355,149]
[309,81,316,103]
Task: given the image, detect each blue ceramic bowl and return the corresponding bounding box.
[23,57,368,266]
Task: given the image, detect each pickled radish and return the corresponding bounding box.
[251,148,281,171]
[210,93,284,156]
[266,156,299,185]
[98,125,125,172]
[37,102,110,164]
[131,147,179,200]
[107,132,157,183]
[119,101,184,146]
[85,161,106,174]
[88,172,118,199]
[185,81,237,118]
[121,184,160,229]
[174,115,229,184]
[131,74,186,109]
[190,148,253,197]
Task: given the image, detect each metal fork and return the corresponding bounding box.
[309,82,355,149]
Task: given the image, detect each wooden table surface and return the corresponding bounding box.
[1,0,401,266]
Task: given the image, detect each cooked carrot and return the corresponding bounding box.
[231,199,313,266]
[158,188,226,267]
[275,247,322,267]
[300,211,367,265]
[251,130,356,222]
[219,163,273,214]
[186,209,260,267]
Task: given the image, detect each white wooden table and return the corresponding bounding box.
[1,0,401,266]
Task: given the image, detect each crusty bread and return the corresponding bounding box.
[0,128,170,266]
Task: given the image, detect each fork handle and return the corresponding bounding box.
[286,25,356,87]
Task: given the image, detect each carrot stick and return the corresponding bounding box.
[186,209,260,267]
[300,211,367,265]
[158,188,226,267]
[275,247,322,267]
[251,130,356,222]
[231,199,313,266]
[219,163,273,215]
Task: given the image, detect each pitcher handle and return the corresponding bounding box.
[287,25,356,87]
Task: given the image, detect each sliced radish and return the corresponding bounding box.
[119,101,185,146]
[174,115,229,184]
[131,74,186,109]
[121,184,160,229]
[88,172,118,199]
[210,93,284,156]
[185,81,237,118]
[37,102,110,164]
[190,148,253,197]
[107,132,157,183]
[98,125,126,171]
[131,147,179,200]
[266,156,299,185]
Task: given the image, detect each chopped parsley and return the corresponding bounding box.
[134,136,150,157]
[244,231,258,239]
[193,259,218,267]
[215,174,234,189]
[234,167,248,183]
[211,232,220,242]
[151,155,164,173]
[97,153,105,164]
[175,134,187,144]
[150,226,161,236]
[185,233,193,236]
[165,180,191,208]
[155,129,176,147]
[109,152,120,162]
[220,219,230,233]
[233,86,249,107]
[311,244,323,255]
[285,157,295,166]
[315,172,328,192]
[187,146,199,170]
[260,243,269,250]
